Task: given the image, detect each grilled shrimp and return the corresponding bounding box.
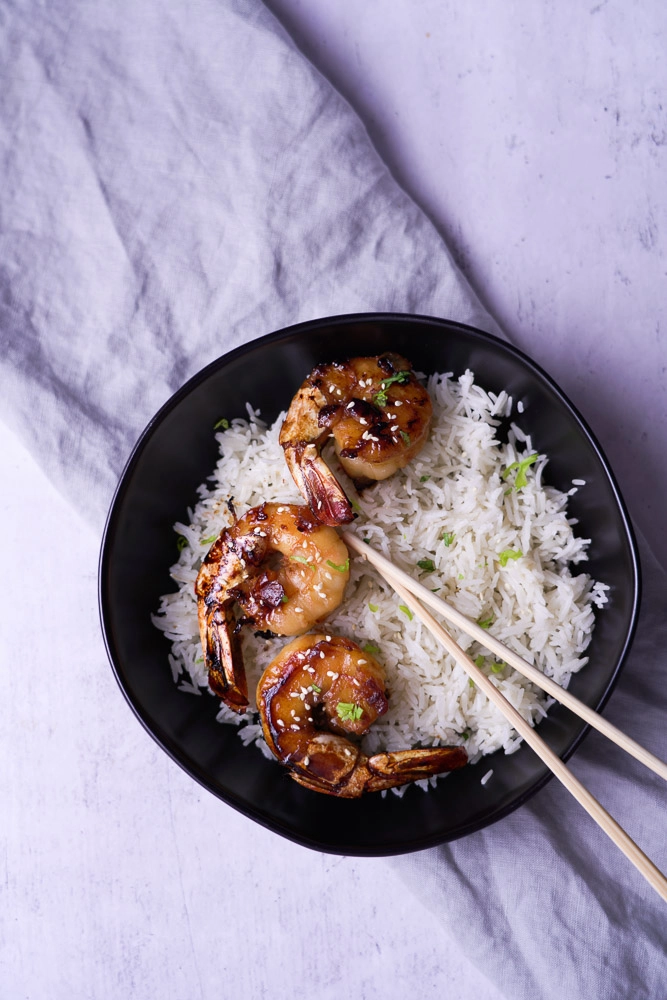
[257,634,468,797]
[195,503,350,712]
[279,353,432,525]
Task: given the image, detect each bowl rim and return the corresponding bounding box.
[98,311,642,854]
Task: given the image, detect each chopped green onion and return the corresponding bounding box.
[400,430,411,446]
[491,662,505,674]
[468,677,476,688]
[176,535,188,551]
[477,614,494,629]
[474,655,485,668]
[457,573,465,580]
[195,657,204,664]
[441,531,455,546]
[399,604,414,621]
[417,558,436,572]
[362,643,380,654]
[461,730,470,741]
[201,534,218,545]
[368,603,379,613]
[420,475,431,482]
[363,537,371,544]
[380,370,410,390]
[326,558,350,573]
[372,389,389,407]
[213,417,230,431]
[502,453,539,490]
[499,548,523,567]
[431,587,441,593]
[350,498,361,513]
[337,702,363,722]
[280,594,289,604]
[311,683,322,694]
[290,554,316,569]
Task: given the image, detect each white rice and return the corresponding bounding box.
[153,370,608,790]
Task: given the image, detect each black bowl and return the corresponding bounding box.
[99,313,640,855]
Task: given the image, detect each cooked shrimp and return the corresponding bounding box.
[279,353,433,525]
[257,634,468,797]
[195,503,350,712]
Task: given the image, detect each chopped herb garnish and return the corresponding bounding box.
[474,655,485,668]
[457,573,465,580]
[477,614,495,629]
[373,370,410,408]
[213,417,230,431]
[441,531,455,547]
[468,677,476,688]
[399,430,411,446]
[499,548,523,567]
[399,604,414,621]
[368,603,379,613]
[350,498,361,513]
[417,558,436,572]
[280,594,289,604]
[326,558,350,573]
[491,661,505,674]
[363,537,371,543]
[502,453,539,490]
[290,554,316,569]
[461,730,470,741]
[431,587,441,593]
[195,657,204,664]
[311,683,322,694]
[201,534,218,545]
[176,535,188,551]
[420,475,431,482]
[337,702,363,722]
[362,643,380,654]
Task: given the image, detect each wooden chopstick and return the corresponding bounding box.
[342,532,667,784]
[369,560,667,903]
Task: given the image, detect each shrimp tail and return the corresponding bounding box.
[284,443,355,526]
[204,603,249,712]
[289,739,468,798]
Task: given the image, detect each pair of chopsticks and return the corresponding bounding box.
[342,532,667,904]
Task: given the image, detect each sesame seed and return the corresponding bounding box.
[302,541,308,549]
[291,724,299,731]
[328,384,336,392]
[307,717,314,723]
[326,670,334,677]
[293,716,301,722]
[390,425,399,432]
[317,500,322,509]
[320,651,325,658]
[290,709,296,716]
[344,748,352,757]
[394,401,402,407]
[331,672,339,680]
[346,401,355,409]
[277,719,285,727]
[277,506,286,512]
[303,756,310,765]
[359,417,368,425]
[358,659,367,665]
[325,572,332,580]
[325,635,332,642]
[294,607,304,613]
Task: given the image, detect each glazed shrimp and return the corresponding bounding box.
[279,353,433,525]
[257,634,468,797]
[195,503,350,712]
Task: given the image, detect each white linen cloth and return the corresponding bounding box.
[1,1,665,996]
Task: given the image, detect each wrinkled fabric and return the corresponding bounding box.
[1,1,665,997]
